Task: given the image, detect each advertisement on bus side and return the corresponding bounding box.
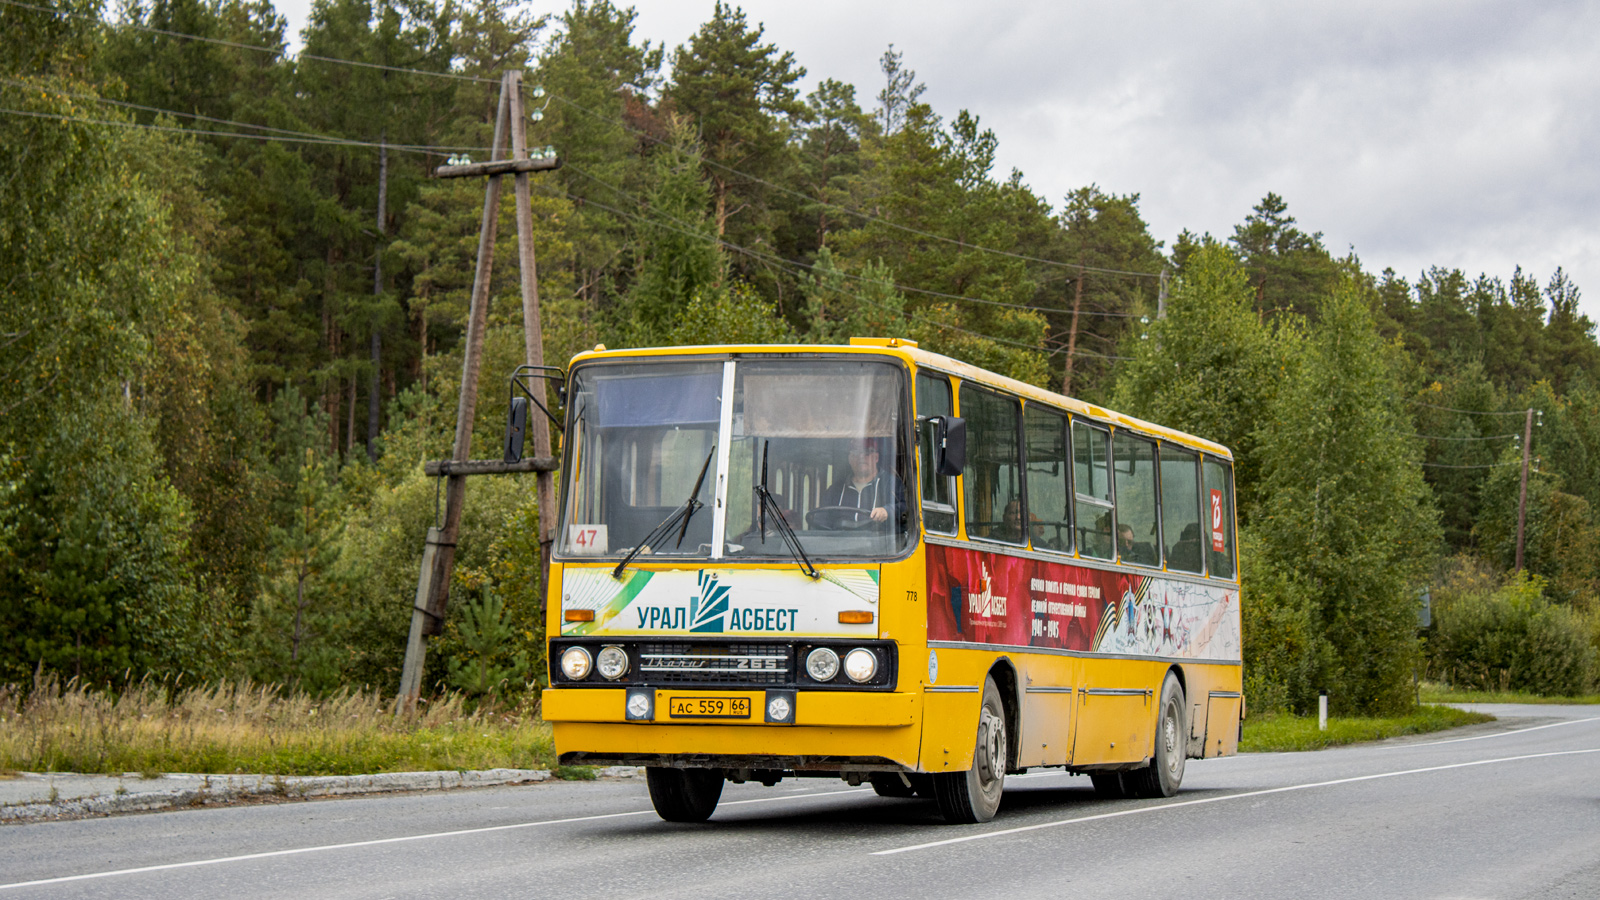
[925,544,1240,661]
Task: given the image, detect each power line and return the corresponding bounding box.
[0,102,486,155]
[1408,399,1528,416]
[0,79,489,153]
[1421,460,1519,469]
[1391,430,1519,442]
[544,90,1165,282]
[0,0,495,84]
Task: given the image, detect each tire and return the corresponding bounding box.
[1126,672,1187,798]
[933,676,1008,824]
[870,773,917,798]
[646,767,724,822]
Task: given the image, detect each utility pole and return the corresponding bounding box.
[1514,407,1534,572]
[1063,265,1084,397]
[395,71,561,716]
[1157,265,1168,320]
[370,134,387,463]
[508,71,559,609]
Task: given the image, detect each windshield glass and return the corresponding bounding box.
[560,362,721,559]
[558,357,912,561]
[725,359,911,559]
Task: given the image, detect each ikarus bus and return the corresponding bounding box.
[539,338,1243,824]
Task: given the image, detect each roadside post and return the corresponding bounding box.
[394,70,561,717]
[1319,691,1328,731]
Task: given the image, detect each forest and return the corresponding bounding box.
[2,0,1597,716]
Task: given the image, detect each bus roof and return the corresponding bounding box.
[566,338,1233,460]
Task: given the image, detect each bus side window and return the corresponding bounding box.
[1024,405,1071,552]
[916,372,957,534]
[1072,420,1114,559]
[960,385,1022,544]
[1113,431,1160,568]
[1161,444,1204,573]
[1203,457,1237,578]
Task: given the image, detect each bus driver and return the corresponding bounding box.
[821,439,903,526]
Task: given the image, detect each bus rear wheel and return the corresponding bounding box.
[1126,673,1187,798]
[933,676,1007,824]
[646,767,724,822]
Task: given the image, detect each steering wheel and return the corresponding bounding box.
[806,505,879,530]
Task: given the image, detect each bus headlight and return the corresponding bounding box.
[596,645,629,680]
[560,646,592,681]
[806,647,840,682]
[844,648,878,683]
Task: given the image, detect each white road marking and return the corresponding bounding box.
[871,747,1600,856]
[1392,715,1600,747]
[0,787,870,891]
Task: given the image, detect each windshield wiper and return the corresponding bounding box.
[754,440,819,579]
[612,444,716,579]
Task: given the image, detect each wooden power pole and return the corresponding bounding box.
[1514,407,1534,572]
[395,70,560,716]
[1063,265,1084,397]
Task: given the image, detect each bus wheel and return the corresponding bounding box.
[1128,673,1187,798]
[645,767,724,822]
[933,676,1007,824]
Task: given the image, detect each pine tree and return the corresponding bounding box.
[1230,193,1341,320]
[620,115,725,344]
[666,2,805,247]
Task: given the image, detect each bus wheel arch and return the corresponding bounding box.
[986,658,1022,773]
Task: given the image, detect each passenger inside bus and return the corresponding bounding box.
[1081,512,1114,559]
[1117,523,1158,566]
[814,438,904,528]
[1167,522,1203,572]
[995,498,1056,548]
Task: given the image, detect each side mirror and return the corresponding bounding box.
[504,396,529,463]
[936,416,965,476]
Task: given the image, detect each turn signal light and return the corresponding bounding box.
[564,609,595,622]
[838,610,874,624]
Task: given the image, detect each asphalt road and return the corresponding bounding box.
[1,704,1596,900]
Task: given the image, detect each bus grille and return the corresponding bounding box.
[637,643,790,685]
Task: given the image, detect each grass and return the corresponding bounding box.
[1240,704,1494,753]
[0,676,558,777]
[1418,685,1600,705]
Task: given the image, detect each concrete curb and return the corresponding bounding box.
[0,768,587,824]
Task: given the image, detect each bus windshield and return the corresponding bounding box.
[559,357,912,561]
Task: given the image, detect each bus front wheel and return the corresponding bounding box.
[1127,673,1187,798]
[646,767,724,822]
[933,676,1007,824]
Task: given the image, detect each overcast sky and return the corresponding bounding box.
[281,0,1600,322]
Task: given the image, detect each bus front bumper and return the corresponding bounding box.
[541,687,916,727]
[544,688,921,771]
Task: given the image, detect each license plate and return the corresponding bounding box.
[667,696,752,719]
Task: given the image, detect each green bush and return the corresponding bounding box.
[1430,571,1596,696]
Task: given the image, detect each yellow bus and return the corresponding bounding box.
[539,338,1242,824]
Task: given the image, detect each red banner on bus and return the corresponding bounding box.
[925,543,1240,661]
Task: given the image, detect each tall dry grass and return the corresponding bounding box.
[0,675,555,776]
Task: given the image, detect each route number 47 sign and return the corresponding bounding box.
[568,524,609,556]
